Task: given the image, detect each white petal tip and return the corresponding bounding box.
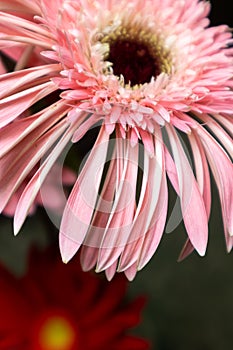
[95,266,102,273]
[124,266,137,281]
[192,241,207,257]
[124,272,136,282]
[59,234,80,264]
[226,242,232,253]
[60,253,74,264]
[13,221,22,236]
[13,229,20,237]
[138,256,152,271]
[105,272,115,281]
[81,265,92,272]
[137,263,145,271]
[197,249,206,257]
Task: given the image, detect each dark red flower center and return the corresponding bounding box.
[101,24,171,86]
[107,39,161,85]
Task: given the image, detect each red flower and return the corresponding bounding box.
[0,247,149,350]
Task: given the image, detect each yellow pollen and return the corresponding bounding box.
[38,316,76,350]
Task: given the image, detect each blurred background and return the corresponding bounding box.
[0,1,232,349]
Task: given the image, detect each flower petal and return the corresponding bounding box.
[188,132,211,218]
[166,124,208,256]
[0,120,68,215]
[118,130,164,271]
[0,81,56,128]
[96,140,138,272]
[0,101,69,158]
[59,126,110,263]
[13,122,71,234]
[138,171,168,270]
[197,125,233,237]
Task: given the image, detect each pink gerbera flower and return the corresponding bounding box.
[0,0,232,280]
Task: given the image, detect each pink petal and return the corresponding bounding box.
[80,155,118,271]
[96,140,138,272]
[0,120,68,214]
[105,261,118,281]
[119,130,164,271]
[138,172,168,270]
[197,126,233,237]
[166,124,208,256]
[0,64,60,99]
[178,239,195,261]
[164,146,180,195]
[214,113,233,137]
[0,81,56,128]
[71,113,101,143]
[59,126,110,263]
[189,133,211,218]
[198,113,233,157]
[80,246,99,271]
[124,262,138,281]
[139,129,155,156]
[82,153,117,252]
[13,122,71,234]
[0,101,69,158]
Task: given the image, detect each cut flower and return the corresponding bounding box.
[0,0,232,280]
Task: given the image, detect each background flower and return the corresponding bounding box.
[0,246,149,350]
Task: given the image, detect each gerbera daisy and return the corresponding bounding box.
[0,247,149,350]
[0,0,232,280]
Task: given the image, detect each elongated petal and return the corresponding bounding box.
[124,263,137,281]
[164,146,180,195]
[80,154,118,272]
[0,82,56,128]
[0,64,60,99]
[178,239,195,261]
[80,246,99,271]
[189,133,211,218]
[59,126,110,263]
[198,113,233,158]
[96,140,138,272]
[166,124,208,256]
[13,122,72,234]
[0,120,68,214]
[119,131,164,271]
[197,126,233,237]
[138,172,168,270]
[105,261,118,281]
[0,101,70,158]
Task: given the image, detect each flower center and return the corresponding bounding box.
[34,312,78,350]
[101,24,171,86]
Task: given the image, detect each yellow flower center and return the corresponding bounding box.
[37,315,77,350]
